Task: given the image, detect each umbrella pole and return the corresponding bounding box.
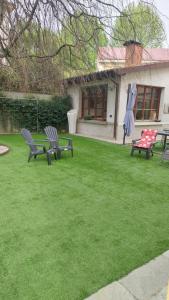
[123,124,126,145]
[123,84,131,145]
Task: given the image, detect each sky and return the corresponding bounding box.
[154,0,169,46]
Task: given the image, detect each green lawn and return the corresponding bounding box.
[0,134,169,300]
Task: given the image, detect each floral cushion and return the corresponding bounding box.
[134,129,158,149]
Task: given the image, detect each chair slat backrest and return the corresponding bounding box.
[21,128,37,152]
[44,126,59,148]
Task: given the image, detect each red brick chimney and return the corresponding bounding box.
[123,40,143,67]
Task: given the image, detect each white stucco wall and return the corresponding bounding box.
[67,80,116,139]
[117,66,169,142]
[97,60,125,71]
[107,82,116,123]
[67,66,169,142]
[67,85,81,117]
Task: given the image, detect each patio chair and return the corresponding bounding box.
[131,129,158,159]
[21,128,48,163]
[44,126,73,160]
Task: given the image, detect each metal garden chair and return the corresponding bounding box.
[161,145,169,162]
[21,128,48,163]
[44,126,73,160]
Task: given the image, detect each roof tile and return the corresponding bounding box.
[98,47,169,62]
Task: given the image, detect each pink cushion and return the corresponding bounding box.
[134,129,157,149]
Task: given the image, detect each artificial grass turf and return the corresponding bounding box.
[0,134,169,300]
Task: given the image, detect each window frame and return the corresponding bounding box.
[81,84,108,121]
[134,84,161,121]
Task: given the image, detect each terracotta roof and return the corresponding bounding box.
[98,47,169,62]
[64,61,169,85]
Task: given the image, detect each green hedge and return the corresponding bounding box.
[0,95,72,133]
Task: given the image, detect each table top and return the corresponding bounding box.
[157,130,169,136]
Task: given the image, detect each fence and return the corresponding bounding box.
[0,96,72,133]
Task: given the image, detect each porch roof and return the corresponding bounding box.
[64,61,169,86]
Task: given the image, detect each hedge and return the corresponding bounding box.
[0,95,72,133]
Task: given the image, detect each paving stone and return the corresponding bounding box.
[84,282,136,300]
[149,286,167,300]
[119,255,169,300]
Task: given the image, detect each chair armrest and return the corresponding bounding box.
[33,139,49,142]
[59,137,72,141]
[27,142,46,147]
[59,137,73,146]
[132,139,140,145]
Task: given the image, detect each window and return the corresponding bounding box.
[81,85,107,121]
[134,85,161,121]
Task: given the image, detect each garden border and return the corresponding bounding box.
[0,144,10,155]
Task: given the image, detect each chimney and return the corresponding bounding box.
[123,40,143,67]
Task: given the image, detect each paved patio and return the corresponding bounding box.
[85,251,169,300]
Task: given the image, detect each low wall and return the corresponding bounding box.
[77,120,114,140]
[76,120,169,144]
[3,91,52,100]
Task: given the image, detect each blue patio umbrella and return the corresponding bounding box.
[123,83,137,144]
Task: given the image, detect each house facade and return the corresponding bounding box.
[65,42,169,143]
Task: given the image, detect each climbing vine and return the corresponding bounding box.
[0,95,72,133]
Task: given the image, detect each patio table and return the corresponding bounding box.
[157,130,169,149]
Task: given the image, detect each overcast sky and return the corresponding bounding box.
[154,0,169,46]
